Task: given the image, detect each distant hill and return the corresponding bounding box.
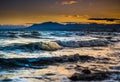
[27,22,120,32]
[0,22,120,32]
[27,22,65,30]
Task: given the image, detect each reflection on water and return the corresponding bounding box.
[0,31,120,82]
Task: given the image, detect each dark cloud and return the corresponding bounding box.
[88,18,120,22]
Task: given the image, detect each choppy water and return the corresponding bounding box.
[0,31,120,82]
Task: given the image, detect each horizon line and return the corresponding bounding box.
[0,21,120,27]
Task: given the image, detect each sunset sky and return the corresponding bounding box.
[0,0,120,25]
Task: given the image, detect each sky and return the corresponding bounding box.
[0,0,120,25]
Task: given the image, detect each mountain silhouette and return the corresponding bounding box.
[0,22,120,32]
[27,22,65,30]
[27,22,120,32]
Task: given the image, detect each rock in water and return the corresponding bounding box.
[36,41,62,51]
[82,69,92,74]
[23,41,62,51]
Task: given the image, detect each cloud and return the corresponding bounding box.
[61,0,77,5]
[88,18,120,22]
[64,15,89,18]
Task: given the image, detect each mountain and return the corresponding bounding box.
[27,22,120,32]
[27,22,65,31]
[0,22,120,32]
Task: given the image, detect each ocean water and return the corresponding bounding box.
[0,31,120,82]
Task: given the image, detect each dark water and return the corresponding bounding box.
[0,31,120,82]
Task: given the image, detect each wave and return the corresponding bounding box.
[0,41,62,52]
[0,54,96,68]
[57,39,109,47]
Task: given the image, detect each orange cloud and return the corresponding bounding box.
[61,0,77,5]
[65,15,89,19]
